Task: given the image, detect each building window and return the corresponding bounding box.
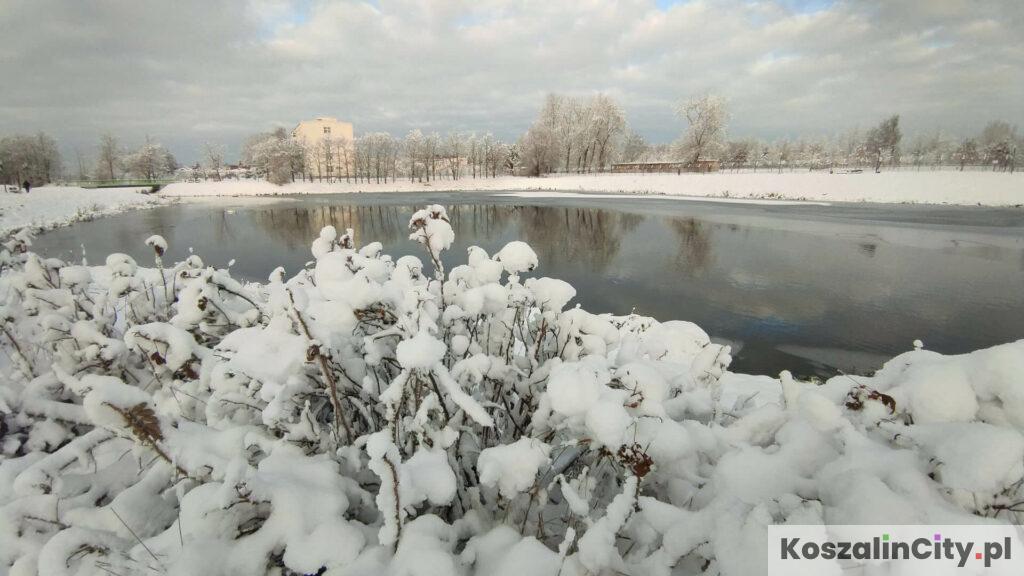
[323,126,331,134]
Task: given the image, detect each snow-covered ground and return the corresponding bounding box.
[161,171,1024,206]
[0,186,164,236]
[9,175,998,232]
[1,205,1023,575]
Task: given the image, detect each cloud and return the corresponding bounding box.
[0,0,1020,162]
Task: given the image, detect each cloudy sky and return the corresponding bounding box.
[1,0,1021,162]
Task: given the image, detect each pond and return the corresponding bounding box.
[33,191,1024,378]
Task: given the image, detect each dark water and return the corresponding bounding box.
[33,192,1024,377]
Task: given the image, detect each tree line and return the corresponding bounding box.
[188,127,519,185]
[711,116,1019,173]
[2,97,1020,186]
[0,132,179,186]
[520,94,1021,174]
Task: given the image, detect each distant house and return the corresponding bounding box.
[291,117,355,180]
[693,158,720,172]
[612,158,720,173]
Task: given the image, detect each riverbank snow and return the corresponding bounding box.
[0,186,163,235]
[1,204,1023,575]
[160,171,1024,206]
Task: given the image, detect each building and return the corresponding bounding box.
[611,158,720,173]
[693,158,720,172]
[291,117,355,180]
[612,161,684,173]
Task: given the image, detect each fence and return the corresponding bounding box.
[60,179,177,189]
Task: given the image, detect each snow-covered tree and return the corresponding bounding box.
[954,137,980,171]
[585,94,626,172]
[674,94,727,168]
[0,132,61,185]
[978,120,1019,171]
[518,93,626,175]
[124,137,178,180]
[242,128,304,185]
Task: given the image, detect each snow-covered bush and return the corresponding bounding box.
[0,205,1023,575]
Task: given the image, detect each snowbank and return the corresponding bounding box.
[0,186,163,235]
[161,171,1024,206]
[1,207,1023,576]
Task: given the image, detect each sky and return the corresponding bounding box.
[0,0,1021,163]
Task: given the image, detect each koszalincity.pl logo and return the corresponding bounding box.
[781,532,1013,568]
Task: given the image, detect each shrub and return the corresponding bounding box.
[0,205,1022,575]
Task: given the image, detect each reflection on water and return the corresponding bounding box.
[669,217,713,274]
[227,203,649,278]
[33,194,1024,378]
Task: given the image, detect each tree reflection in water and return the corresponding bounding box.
[667,217,713,274]
[28,197,1024,378]
[514,206,644,274]
[241,202,648,275]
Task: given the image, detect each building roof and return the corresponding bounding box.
[613,158,719,166]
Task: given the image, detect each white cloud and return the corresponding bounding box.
[0,0,1020,162]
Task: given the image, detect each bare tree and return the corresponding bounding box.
[517,123,557,176]
[31,132,61,183]
[928,130,951,169]
[203,142,224,181]
[444,132,463,180]
[954,138,979,171]
[674,94,727,169]
[467,133,479,179]
[620,129,649,163]
[588,94,626,172]
[0,132,62,185]
[424,132,440,181]
[74,149,89,180]
[485,139,509,177]
[335,136,353,183]
[725,140,752,171]
[404,130,424,182]
[95,133,121,181]
[865,115,901,172]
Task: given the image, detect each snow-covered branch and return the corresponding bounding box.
[0,208,1022,575]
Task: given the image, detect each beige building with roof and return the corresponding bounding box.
[291,117,354,180]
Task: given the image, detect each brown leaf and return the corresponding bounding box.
[108,402,164,443]
[617,443,654,478]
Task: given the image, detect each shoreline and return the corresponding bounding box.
[159,171,1024,207]
[0,186,168,236]
[3,171,1020,238]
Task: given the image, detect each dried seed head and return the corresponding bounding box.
[107,402,163,444]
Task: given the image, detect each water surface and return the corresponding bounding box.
[34,192,1024,377]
